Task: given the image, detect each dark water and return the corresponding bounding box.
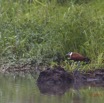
[0,74,104,103]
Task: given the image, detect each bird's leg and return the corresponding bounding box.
[74,61,80,71]
[77,61,80,70]
[73,61,82,91]
[73,61,80,78]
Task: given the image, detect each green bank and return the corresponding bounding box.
[0,0,104,71]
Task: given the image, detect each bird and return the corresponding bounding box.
[66,52,91,69]
[66,52,91,64]
[66,52,91,83]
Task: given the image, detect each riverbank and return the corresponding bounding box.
[0,61,104,78]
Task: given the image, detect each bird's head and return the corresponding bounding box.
[66,52,72,59]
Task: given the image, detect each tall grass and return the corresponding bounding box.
[0,0,104,69]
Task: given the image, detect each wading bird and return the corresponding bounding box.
[66,52,90,64]
[66,52,91,79]
[66,52,91,69]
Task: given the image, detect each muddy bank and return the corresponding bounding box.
[0,64,104,85]
[37,67,104,86]
[0,64,104,81]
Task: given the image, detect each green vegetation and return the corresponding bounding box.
[0,0,104,70]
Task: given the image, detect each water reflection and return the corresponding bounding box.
[37,68,104,98]
[37,78,71,95]
[37,67,73,95]
[0,73,104,103]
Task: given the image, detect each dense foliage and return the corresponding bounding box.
[0,0,104,69]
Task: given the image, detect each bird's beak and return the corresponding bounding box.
[66,53,69,57]
[66,52,70,56]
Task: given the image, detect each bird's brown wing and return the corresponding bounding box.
[71,52,85,61]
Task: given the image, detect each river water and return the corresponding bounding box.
[0,73,104,103]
